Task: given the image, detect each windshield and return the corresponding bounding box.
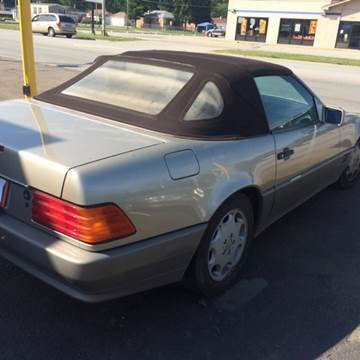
[62,61,193,115]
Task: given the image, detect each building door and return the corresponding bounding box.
[350,24,360,49]
[336,22,360,49]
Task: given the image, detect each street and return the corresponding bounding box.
[1,28,360,360]
[1,28,360,113]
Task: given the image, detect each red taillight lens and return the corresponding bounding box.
[32,190,136,244]
[56,20,61,27]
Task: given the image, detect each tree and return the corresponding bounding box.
[58,0,88,10]
[106,0,126,14]
[127,0,148,19]
[190,0,210,25]
[211,0,227,18]
[172,0,191,27]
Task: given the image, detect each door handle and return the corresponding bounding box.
[277,147,295,160]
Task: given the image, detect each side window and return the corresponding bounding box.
[255,75,318,131]
[50,15,57,21]
[38,15,46,21]
[184,81,224,121]
[32,15,39,22]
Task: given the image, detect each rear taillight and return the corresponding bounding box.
[31,190,136,244]
[0,181,9,208]
[56,20,61,27]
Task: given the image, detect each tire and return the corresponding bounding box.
[336,141,360,189]
[185,193,254,297]
[66,34,73,39]
[48,27,56,37]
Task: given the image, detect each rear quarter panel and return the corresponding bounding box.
[62,135,276,251]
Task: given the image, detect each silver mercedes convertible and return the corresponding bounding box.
[0,51,359,302]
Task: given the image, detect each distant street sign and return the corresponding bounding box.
[85,0,102,4]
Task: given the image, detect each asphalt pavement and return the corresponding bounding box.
[1,43,360,360]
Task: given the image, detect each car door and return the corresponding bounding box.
[35,14,46,33]
[305,93,345,191]
[48,14,57,32]
[255,75,341,220]
[32,15,40,32]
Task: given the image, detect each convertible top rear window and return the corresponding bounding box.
[62,61,193,115]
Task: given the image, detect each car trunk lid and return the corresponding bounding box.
[0,99,163,197]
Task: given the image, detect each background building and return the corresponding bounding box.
[136,10,174,29]
[226,0,360,50]
[109,11,128,27]
[30,3,66,16]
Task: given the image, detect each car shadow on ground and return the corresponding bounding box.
[1,183,360,360]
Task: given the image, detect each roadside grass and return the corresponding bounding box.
[0,21,19,30]
[0,23,141,41]
[1,21,202,37]
[74,32,142,41]
[78,23,201,36]
[215,49,360,67]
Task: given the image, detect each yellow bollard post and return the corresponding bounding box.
[18,0,37,98]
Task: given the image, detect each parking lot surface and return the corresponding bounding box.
[1,58,360,360]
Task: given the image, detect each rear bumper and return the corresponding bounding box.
[0,214,206,302]
[56,29,76,35]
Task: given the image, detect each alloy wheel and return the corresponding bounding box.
[207,209,248,282]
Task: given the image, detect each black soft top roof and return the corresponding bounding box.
[36,50,293,139]
[123,50,291,81]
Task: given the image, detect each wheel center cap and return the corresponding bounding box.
[223,233,234,253]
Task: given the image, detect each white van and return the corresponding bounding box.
[32,13,76,38]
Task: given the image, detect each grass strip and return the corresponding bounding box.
[74,32,142,42]
[78,23,200,36]
[0,22,19,30]
[215,49,360,67]
[0,24,141,41]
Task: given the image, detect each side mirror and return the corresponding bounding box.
[324,106,345,126]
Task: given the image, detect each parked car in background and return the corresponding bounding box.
[0,51,360,302]
[31,13,76,38]
[0,10,14,21]
[196,21,214,33]
[206,26,226,37]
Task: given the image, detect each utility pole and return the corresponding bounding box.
[91,2,95,35]
[126,0,129,31]
[101,0,106,36]
[18,0,37,98]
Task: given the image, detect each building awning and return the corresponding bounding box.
[323,0,353,12]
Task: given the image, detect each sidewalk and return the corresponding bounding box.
[228,40,360,60]
[0,57,77,101]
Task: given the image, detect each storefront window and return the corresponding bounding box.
[236,17,268,42]
[278,19,317,46]
[336,22,360,49]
